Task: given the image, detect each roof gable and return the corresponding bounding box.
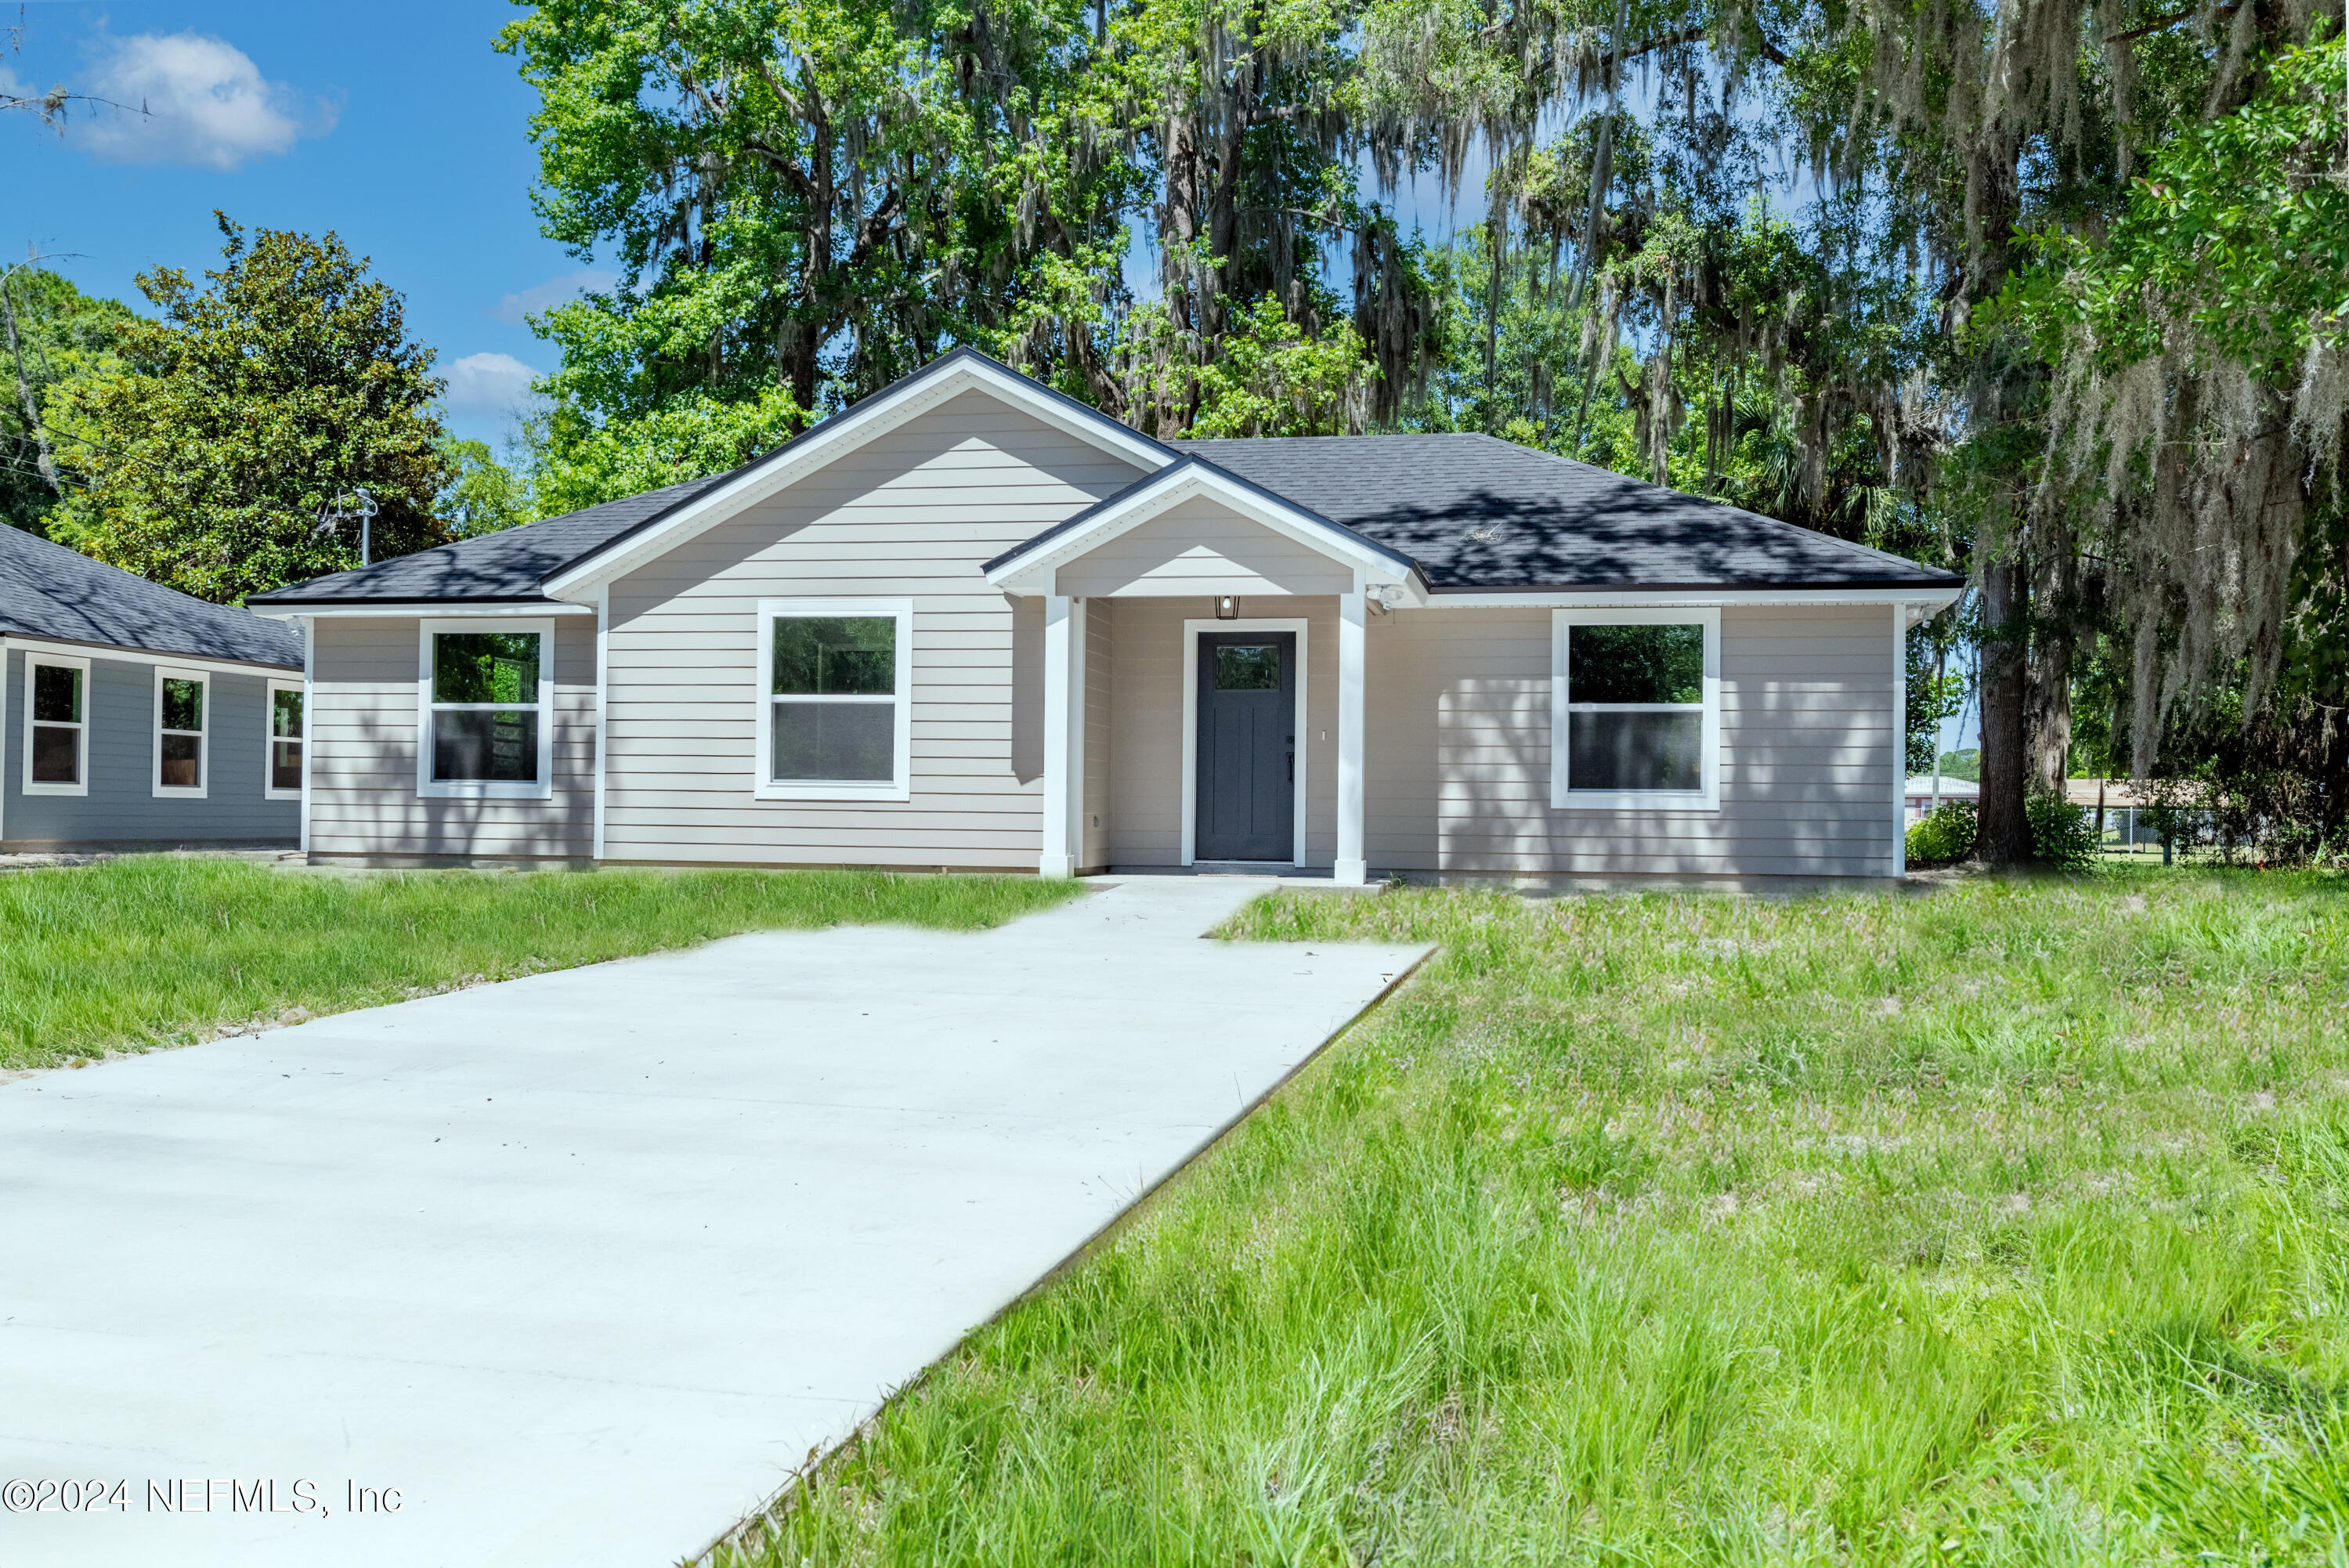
[249,350,1172,610]
[983,456,1423,596]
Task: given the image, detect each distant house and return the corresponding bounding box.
[2,526,305,851]
[250,349,1963,882]
[1904,775,1979,822]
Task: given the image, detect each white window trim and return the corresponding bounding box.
[152,664,211,800]
[1550,606,1722,811]
[1180,618,1310,866]
[753,598,913,803]
[416,618,555,801]
[23,652,92,798]
[265,677,305,800]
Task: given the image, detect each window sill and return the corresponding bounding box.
[22,782,89,797]
[266,789,303,802]
[1551,791,1721,812]
[753,780,910,803]
[419,782,553,801]
[153,786,209,800]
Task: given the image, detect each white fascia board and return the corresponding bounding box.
[246,602,595,621]
[1422,586,1964,612]
[0,631,300,678]
[540,356,1170,603]
[986,467,1423,596]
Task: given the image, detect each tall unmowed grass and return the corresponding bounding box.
[748,869,2349,1566]
[0,857,1077,1070]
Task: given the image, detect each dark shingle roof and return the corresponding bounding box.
[1170,433,1961,591]
[247,475,733,606]
[251,351,1956,609]
[0,526,302,668]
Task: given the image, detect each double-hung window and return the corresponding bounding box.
[418,620,552,799]
[266,679,305,799]
[1551,609,1720,809]
[754,600,912,801]
[23,654,90,796]
[154,667,210,797]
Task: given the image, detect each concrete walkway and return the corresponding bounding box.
[0,877,1426,1568]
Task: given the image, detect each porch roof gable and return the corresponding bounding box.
[980,456,1426,597]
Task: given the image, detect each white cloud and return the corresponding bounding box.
[74,33,331,171]
[443,352,540,413]
[491,269,619,325]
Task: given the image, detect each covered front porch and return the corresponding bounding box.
[985,460,1425,887]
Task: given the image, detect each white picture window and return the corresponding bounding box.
[23,654,90,797]
[154,667,210,798]
[754,599,912,802]
[266,679,305,800]
[417,620,553,800]
[1551,608,1721,810]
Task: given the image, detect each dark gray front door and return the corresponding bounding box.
[1195,632,1296,862]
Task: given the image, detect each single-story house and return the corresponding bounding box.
[2,523,305,851]
[1904,774,1980,822]
[248,349,1962,883]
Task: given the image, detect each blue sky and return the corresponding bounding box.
[2,1,591,448]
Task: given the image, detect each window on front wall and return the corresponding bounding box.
[1552,612,1718,807]
[755,601,911,800]
[27,657,88,793]
[155,671,208,795]
[268,682,304,797]
[428,630,543,785]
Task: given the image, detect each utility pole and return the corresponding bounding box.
[316,486,378,567]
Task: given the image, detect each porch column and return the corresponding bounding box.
[1335,587,1368,886]
[1040,593,1086,879]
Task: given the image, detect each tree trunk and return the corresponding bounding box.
[1978,551,2033,864]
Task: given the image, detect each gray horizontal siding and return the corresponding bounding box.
[2,645,296,847]
[1056,497,1354,598]
[1363,603,1898,877]
[602,388,1149,868]
[305,616,595,861]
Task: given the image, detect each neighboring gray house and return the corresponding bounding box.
[248,349,1961,883]
[2,525,305,851]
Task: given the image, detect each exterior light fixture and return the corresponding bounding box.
[1215,595,1239,620]
[1375,583,1408,609]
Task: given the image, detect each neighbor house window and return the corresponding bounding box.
[154,668,209,797]
[266,680,305,799]
[417,620,552,799]
[23,655,90,796]
[754,599,912,802]
[1550,609,1720,809]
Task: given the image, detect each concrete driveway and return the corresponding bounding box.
[0,876,1426,1567]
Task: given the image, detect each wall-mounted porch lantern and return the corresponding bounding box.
[1214,595,1239,620]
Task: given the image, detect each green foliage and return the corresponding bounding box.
[748,875,2349,1563]
[1906,799,1977,863]
[0,267,133,536]
[1938,748,1981,782]
[498,0,1137,496]
[2027,792,2099,871]
[0,857,1080,1071]
[1134,293,1372,439]
[2019,38,2349,385]
[48,219,452,601]
[435,436,533,535]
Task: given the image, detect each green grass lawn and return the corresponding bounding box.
[737,869,2349,1566]
[0,857,1079,1071]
